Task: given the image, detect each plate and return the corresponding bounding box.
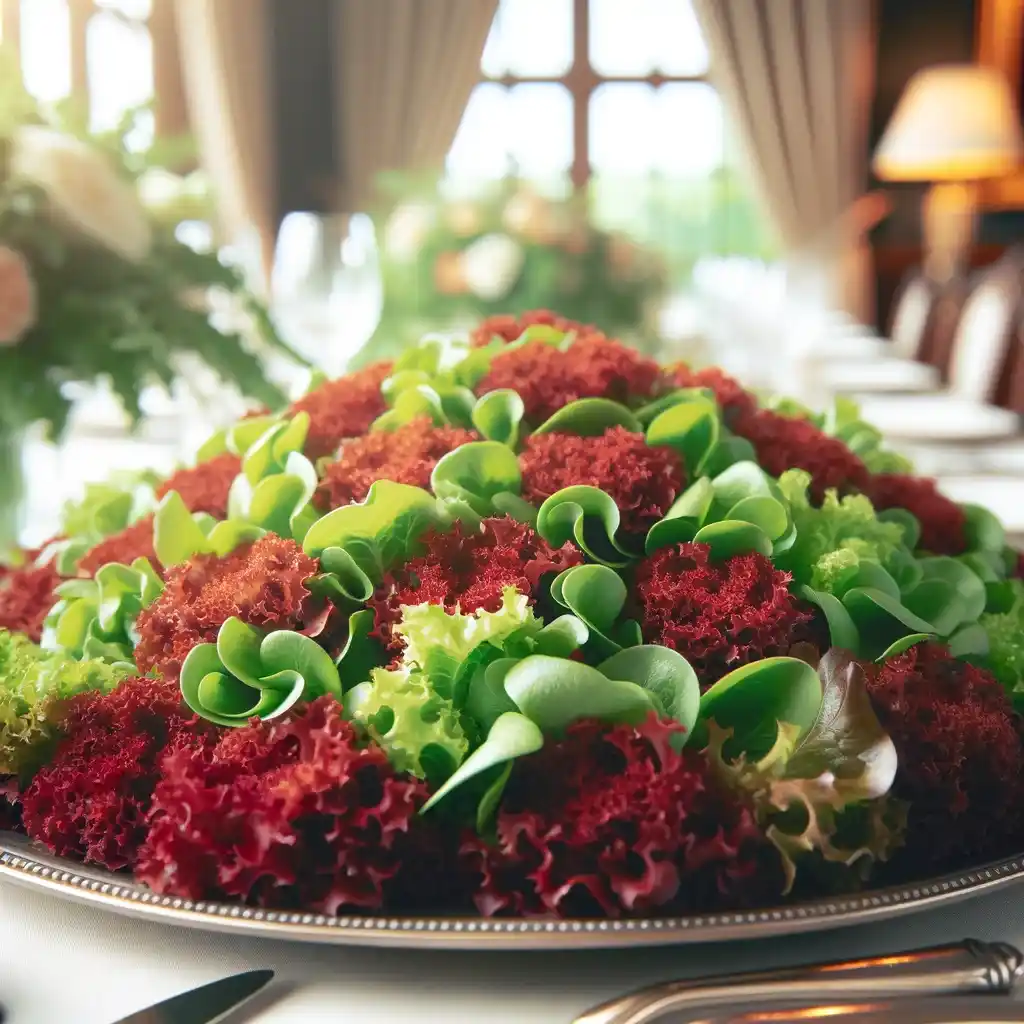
[3,831,1024,950]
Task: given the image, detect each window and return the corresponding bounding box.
[446,0,775,280]
[0,0,172,151]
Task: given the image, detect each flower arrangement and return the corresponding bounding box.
[2,310,1024,921]
[363,177,666,364]
[0,76,303,549]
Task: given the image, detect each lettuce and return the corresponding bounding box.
[980,578,1024,705]
[777,469,906,593]
[0,629,129,780]
[707,649,902,893]
[345,588,552,779]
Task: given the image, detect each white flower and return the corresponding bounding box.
[11,126,152,262]
[0,246,36,346]
[459,233,524,301]
[384,203,435,261]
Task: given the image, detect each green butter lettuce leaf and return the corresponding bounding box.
[776,469,908,594]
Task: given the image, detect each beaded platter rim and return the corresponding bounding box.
[2,832,1023,949]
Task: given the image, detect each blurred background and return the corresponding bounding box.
[6,0,1024,542]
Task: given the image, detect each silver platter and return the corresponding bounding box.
[2,830,1023,950]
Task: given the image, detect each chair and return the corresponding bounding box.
[852,257,1023,447]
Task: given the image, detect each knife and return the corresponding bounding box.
[573,940,1024,1024]
[113,969,274,1024]
[689,997,1024,1022]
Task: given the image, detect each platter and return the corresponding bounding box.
[3,831,1023,951]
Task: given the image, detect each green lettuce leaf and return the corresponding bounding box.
[776,469,907,594]
[0,629,130,780]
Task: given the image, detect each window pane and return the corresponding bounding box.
[447,83,572,186]
[590,82,722,175]
[447,84,515,180]
[481,0,573,77]
[590,0,709,77]
[87,11,154,135]
[507,84,573,178]
[21,0,71,104]
[589,83,657,175]
[658,83,723,174]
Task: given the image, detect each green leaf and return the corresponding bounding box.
[597,645,699,740]
[948,622,990,658]
[430,441,522,516]
[302,480,443,579]
[798,586,861,654]
[308,546,375,607]
[420,711,543,813]
[471,389,525,447]
[153,490,211,568]
[692,519,773,561]
[646,397,720,476]
[260,629,342,698]
[697,656,822,760]
[877,508,921,550]
[335,609,385,690]
[644,477,715,554]
[216,616,265,687]
[465,657,521,733]
[841,587,937,660]
[476,761,514,832]
[875,633,932,662]
[963,502,1005,553]
[915,556,987,626]
[503,655,653,731]
[548,564,632,657]
[532,397,642,437]
[535,485,634,566]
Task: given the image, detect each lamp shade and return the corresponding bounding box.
[873,64,1024,181]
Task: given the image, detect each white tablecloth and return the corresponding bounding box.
[1,879,1021,1023]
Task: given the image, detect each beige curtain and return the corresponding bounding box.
[173,0,276,288]
[334,0,498,215]
[692,0,878,320]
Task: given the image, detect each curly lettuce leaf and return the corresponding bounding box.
[980,577,1024,705]
[707,649,901,893]
[345,665,469,778]
[0,629,129,780]
[777,469,907,593]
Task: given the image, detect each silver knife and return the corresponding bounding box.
[113,969,274,1024]
[573,940,1024,1024]
[688,997,1024,1022]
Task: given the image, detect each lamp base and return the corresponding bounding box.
[921,181,978,282]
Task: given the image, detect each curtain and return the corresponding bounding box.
[173,0,276,289]
[333,0,498,216]
[692,0,878,321]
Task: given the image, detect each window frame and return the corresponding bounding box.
[483,0,711,189]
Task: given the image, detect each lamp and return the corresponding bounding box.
[873,64,1024,281]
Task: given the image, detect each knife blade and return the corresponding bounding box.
[112,969,274,1024]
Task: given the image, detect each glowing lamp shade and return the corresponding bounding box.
[874,65,1023,181]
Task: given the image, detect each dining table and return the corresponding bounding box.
[2,876,1024,1023]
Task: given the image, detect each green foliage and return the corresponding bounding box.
[0,628,129,779]
[776,469,908,593]
[359,175,667,365]
[0,72,305,445]
[42,557,163,667]
[180,617,341,728]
